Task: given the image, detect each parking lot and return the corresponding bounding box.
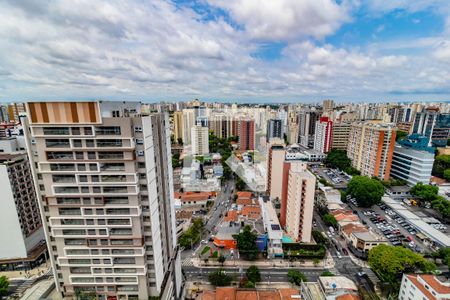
[348,199,429,253]
[311,166,350,188]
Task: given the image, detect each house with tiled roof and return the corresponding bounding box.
[400,274,450,300]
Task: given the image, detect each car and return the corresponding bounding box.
[336,251,342,258]
[209,237,214,242]
[201,240,207,244]
[357,271,366,276]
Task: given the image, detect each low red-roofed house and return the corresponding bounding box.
[240,205,261,220]
[237,191,252,199]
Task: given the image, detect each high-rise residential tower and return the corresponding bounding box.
[173,111,184,143]
[238,118,255,151]
[280,161,315,242]
[0,152,46,268]
[266,119,283,141]
[313,117,333,153]
[23,102,182,300]
[347,121,396,180]
[191,125,209,155]
[330,122,351,151]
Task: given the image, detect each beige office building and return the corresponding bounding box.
[282,162,315,243]
[173,111,184,143]
[331,122,351,150]
[266,142,285,200]
[191,125,209,155]
[347,121,396,180]
[23,102,182,300]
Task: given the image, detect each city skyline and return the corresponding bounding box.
[1,1,450,102]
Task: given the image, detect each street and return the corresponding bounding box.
[181,180,235,259]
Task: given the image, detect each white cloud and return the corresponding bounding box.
[0,0,448,101]
[207,0,351,41]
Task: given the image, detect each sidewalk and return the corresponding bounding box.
[191,252,335,269]
[0,262,51,280]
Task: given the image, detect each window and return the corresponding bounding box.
[113,258,135,264]
[107,219,130,225]
[43,127,70,135]
[71,127,80,135]
[61,219,84,225]
[77,164,86,171]
[84,127,93,135]
[86,139,95,147]
[50,164,76,171]
[55,187,79,194]
[75,152,84,159]
[57,198,81,205]
[101,175,126,182]
[70,267,91,274]
[52,175,76,183]
[46,139,70,148]
[97,139,123,147]
[72,139,82,147]
[95,126,121,135]
[104,197,129,205]
[59,208,81,215]
[89,164,97,171]
[100,163,125,171]
[87,152,96,159]
[110,228,132,235]
[98,152,124,159]
[47,152,73,160]
[104,186,128,193]
[106,208,130,215]
[64,238,85,245]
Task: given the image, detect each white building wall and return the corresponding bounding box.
[0,165,27,259]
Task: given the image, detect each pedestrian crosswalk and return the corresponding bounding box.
[182,258,194,267]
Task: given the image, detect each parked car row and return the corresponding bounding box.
[368,213,404,246]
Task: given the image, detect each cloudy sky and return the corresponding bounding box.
[1,0,450,103]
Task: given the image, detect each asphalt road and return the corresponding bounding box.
[183,266,326,283]
[181,180,234,259]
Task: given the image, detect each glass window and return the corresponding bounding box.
[52,175,76,183]
[50,164,75,171]
[55,187,79,194]
[47,152,73,160]
[46,139,70,148]
[98,152,124,159]
[43,127,70,135]
[95,126,121,135]
[96,139,123,147]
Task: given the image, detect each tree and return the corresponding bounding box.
[313,258,321,266]
[243,281,255,288]
[177,137,183,145]
[347,176,385,207]
[444,169,450,181]
[236,176,247,191]
[246,266,261,283]
[324,149,351,171]
[312,230,329,246]
[410,183,439,202]
[0,276,9,298]
[344,166,360,176]
[320,271,334,276]
[322,214,337,227]
[431,196,450,218]
[218,255,226,266]
[287,270,307,286]
[368,245,436,289]
[432,247,450,269]
[396,130,408,141]
[433,155,450,178]
[208,269,232,286]
[179,218,204,248]
[235,225,259,260]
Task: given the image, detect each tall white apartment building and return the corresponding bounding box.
[0,152,46,268]
[182,108,195,144]
[347,121,396,180]
[266,142,285,200]
[282,162,315,242]
[191,125,209,155]
[313,117,332,153]
[23,102,182,300]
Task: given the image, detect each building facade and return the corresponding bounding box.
[0,153,46,268]
[266,119,283,141]
[238,118,255,151]
[191,125,209,155]
[331,122,351,151]
[347,121,396,180]
[266,143,285,201]
[173,111,184,143]
[390,135,435,186]
[24,102,182,300]
[313,117,333,153]
[399,274,450,300]
[281,161,315,242]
